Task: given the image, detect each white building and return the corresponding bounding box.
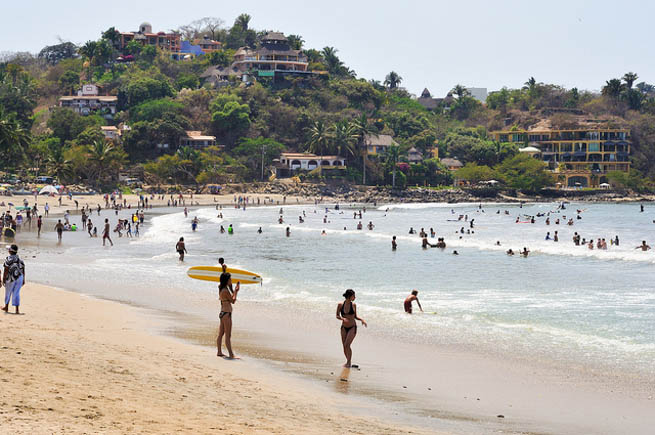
[466,87,488,103]
[101,126,120,141]
[279,153,345,170]
[179,131,217,149]
[59,84,118,119]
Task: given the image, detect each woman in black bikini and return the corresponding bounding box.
[336,289,367,367]
[217,272,240,359]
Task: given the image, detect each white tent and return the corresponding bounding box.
[519,146,541,153]
[39,185,58,195]
[599,183,611,189]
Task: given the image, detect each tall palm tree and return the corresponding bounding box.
[321,47,345,75]
[524,77,537,90]
[306,120,331,173]
[87,140,126,187]
[452,84,470,99]
[384,71,402,89]
[0,106,30,166]
[349,114,376,185]
[602,79,625,99]
[46,146,72,181]
[235,13,251,31]
[623,72,638,89]
[331,121,357,159]
[385,145,400,188]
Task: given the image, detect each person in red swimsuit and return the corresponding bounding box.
[404,290,423,314]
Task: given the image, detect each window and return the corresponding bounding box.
[588,142,600,152]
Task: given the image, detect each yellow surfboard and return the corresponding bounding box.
[187,266,262,285]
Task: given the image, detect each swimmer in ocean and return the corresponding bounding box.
[635,240,651,251]
[403,290,423,314]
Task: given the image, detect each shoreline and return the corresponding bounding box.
[8,201,655,434]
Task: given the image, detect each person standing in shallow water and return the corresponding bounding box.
[2,244,25,314]
[336,289,367,368]
[176,237,187,261]
[217,272,240,359]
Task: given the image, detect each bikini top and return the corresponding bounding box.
[341,301,354,316]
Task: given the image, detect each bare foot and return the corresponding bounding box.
[217,352,224,357]
[224,355,240,360]
[343,363,351,368]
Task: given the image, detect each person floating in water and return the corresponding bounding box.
[176,237,187,261]
[506,249,515,256]
[404,290,423,314]
[227,224,234,235]
[191,217,199,231]
[521,247,530,257]
[257,227,263,234]
[635,240,651,251]
[336,289,366,368]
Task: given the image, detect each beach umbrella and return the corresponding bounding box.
[39,185,58,195]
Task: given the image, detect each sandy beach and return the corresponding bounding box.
[8,192,310,218]
[0,283,433,434]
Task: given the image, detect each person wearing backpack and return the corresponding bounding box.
[2,244,25,314]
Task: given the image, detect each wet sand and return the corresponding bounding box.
[0,284,434,434]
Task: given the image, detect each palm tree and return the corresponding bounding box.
[451,84,470,99]
[321,47,345,75]
[46,146,72,181]
[384,71,402,89]
[331,121,357,159]
[623,72,638,89]
[385,145,400,188]
[349,114,376,185]
[524,77,537,90]
[235,13,251,31]
[602,79,625,99]
[87,140,126,187]
[306,120,331,173]
[0,106,30,166]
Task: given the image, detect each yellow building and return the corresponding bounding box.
[490,128,630,188]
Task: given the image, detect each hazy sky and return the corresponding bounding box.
[3,0,653,96]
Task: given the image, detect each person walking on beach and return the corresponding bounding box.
[54,220,64,242]
[176,237,187,261]
[2,244,25,314]
[37,215,42,237]
[102,218,113,246]
[392,236,397,251]
[336,289,367,368]
[217,272,240,359]
[404,290,423,314]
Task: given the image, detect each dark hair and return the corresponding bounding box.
[218,257,224,264]
[219,272,231,289]
[411,290,418,296]
[342,289,355,299]
[179,237,184,241]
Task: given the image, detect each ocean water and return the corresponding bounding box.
[27,201,655,378]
